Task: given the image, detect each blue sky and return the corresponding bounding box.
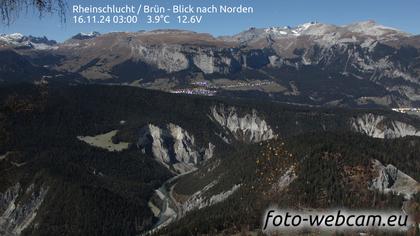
[1,0,419,41]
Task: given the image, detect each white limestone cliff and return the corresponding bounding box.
[369,160,420,199]
[209,105,276,143]
[0,183,49,235]
[351,113,420,138]
[137,123,214,173]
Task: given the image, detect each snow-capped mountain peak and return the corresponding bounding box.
[297,21,318,30]
[7,33,24,39]
[70,31,101,40]
[262,22,319,36]
[0,33,24,43]
[264,27,288,35]
[0,33,57,50]
[81,32,100,37]
[223,20,410,46]
[291,22,315,36]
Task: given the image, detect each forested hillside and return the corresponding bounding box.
[0,84,419,235]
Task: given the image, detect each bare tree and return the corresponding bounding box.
[0,0,66,24]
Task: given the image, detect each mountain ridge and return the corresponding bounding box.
[1,20,420,109]
[1,20,417,45]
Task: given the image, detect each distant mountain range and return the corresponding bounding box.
[1,21,420,108]
[0,33,57,49]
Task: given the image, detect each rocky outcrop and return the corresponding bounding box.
[351,113,420,138]
[137,123,214,173]
[131,45,190,73]
[209,105,276,143]
[369,160,420,199]
[0,183,49,235]
[192,49,241,74]
[271,166,297,192]
[181,181,241,215]
[131,44,243,74]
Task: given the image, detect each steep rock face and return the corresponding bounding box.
[369,160,420,199]
[351,113,420,138]
[222,22,420,106]
[131,45,245,74]
[191,48,242,74]
[0,183,49,235]
[300,41,420,88]
[131,45,190,73]
[55,30,244,77]
[209,105,276,143]
[52,30,272,78]
[137,123,214,173]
